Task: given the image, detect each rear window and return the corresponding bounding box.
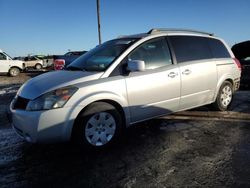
[207,38,231,58]
[169,36,213,63]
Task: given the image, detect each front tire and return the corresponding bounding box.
[73,102,123,149]
[213,81,233,111]
[9,67,20,77]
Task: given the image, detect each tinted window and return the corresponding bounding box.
[72,52,79,55]
[65,52,73,56]
[169,36,213,63]
[25,56,36,61]
[72,52,84,55]
[0,53,7,60]
[128,37,172,69]
[207,38,231,58]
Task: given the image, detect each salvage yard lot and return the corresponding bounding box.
[0,73,250,187]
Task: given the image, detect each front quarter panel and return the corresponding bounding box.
[11,60,24,69]
[62,76,129,141]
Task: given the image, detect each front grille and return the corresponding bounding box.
[13,96,29,110]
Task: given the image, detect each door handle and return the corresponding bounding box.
[182,69,191,75]
[168,72,178,78]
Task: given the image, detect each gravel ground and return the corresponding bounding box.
[0,73,250,187]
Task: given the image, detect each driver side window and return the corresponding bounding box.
[0,53,7,60]
[128,37,172,70]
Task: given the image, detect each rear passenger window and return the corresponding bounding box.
[169,36,213,63]
[207,38,231,58]
[128,37,172,70]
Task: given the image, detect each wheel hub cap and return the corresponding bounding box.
[12,69,18,75]
[85,112,116,146]
[220,85,232,107]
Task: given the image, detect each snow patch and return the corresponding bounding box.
[0,85,21,96]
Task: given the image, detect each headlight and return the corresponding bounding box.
[26,86,78,111]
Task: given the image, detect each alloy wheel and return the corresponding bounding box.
[220,85,232,107]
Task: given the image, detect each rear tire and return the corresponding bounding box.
[9,67,20,77]
[72,102,123,149]
[213,81,233,111]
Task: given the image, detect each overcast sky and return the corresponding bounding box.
[0,0,249,57]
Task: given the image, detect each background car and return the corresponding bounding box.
[53,51,87,70]
[23,56,45,70]
[0,49,24,76]
[13,56,25,61]
[232,41,250,88]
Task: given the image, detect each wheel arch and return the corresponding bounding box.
[212,79,234,111]
[9,66,22,71]
[69,99,128,141]
[213,76,234,102]
[8,66,22,76]
[225,78,234,86]
[35,63,43,68]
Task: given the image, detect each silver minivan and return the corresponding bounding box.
[10,29,241,148]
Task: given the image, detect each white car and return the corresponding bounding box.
[23,56,45,70]
[0,49,24,76]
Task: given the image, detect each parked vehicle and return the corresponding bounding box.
[23,56,45,70]
[13,56,25,61]
[232,41,250,88]
[9,29,241,148]
[34,55,54,69]
[0,49,24,76]
[53,51,87,70]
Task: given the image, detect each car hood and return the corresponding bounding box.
[232,40,250,59]
[18,70,103,99]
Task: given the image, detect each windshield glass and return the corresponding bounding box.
[67,38,137,72]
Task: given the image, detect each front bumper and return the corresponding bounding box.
[9,103,74,143]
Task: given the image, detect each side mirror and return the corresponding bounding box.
[127,59,145,72]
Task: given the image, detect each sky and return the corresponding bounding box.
[0,0,249,57]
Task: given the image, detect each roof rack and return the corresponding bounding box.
[148,28,214,36]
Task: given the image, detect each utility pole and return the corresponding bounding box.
[96,0,102,44]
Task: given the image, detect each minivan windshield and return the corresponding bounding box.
[66,38,137,72]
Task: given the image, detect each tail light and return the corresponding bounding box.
[54,59,65,70]
[233,58,241,71]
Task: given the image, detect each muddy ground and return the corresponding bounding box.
[0,73,250,187]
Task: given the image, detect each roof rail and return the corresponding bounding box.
[148,28,214,36]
